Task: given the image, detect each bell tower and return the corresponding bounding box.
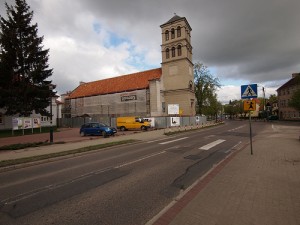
[160,15,195,116]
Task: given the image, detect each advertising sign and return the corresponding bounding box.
[12,117,41,130]
[121,95,137,102]
[12,118,21,130]
[33,118,41,128]
[168,104,179,115]
[23,118,32,129]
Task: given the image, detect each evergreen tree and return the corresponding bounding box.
[0,0,54,116]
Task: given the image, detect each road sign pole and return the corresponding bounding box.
[249,111,253,155]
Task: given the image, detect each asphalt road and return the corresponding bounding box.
[0,120,268,225]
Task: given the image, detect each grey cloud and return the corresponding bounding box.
[1,0,300,96]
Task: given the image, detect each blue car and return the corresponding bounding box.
[80,122,117,138]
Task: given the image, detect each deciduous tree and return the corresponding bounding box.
[194,62,221,115]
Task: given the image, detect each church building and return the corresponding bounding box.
[68,15,196,117]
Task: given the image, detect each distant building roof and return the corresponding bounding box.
[277,73,300,91]
[69,68,162,99]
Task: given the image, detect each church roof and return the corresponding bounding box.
[167,15,183,24]
[160,14,192,30]
[68,68,162,99]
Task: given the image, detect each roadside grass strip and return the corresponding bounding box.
[0,139,137,168]
[0,141,65,151]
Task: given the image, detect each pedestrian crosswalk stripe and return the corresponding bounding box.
[199,139,226,150]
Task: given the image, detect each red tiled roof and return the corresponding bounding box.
[69,68,162,99]
[253,98,261,104]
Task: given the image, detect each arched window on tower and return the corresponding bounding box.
[177,45,182,56]
[177,26,181,37]
[171,28,175,39]
[165,30,169,41]
[171,47,175,57]
[166,48,170,59]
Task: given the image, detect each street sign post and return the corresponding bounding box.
[241,84,257,99]
[241,84,257,155]
[243,99,256,154]
[243,100,256,111]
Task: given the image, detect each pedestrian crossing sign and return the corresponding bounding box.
[244,100,256,111]
[241,84,257,99]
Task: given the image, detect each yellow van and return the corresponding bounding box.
[116,117,151,131]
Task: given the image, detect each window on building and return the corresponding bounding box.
[162,102,165,112]
[41,116,48,122]
[171,47,175,57]
[191,99,194,108]
[171,28,175,39]
[166,48,170,59]
[177,45,182,56]
[177,26,181,37]
[0,113,3,124]
[165,30,169,41]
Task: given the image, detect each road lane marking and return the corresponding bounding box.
[1,167,114,205]
[159,137,189,145]
[147,137,173,143]
[224,141,242,153]
[228,125,245,132]
[115,151,166,168]
[204,135,215,139]
[199,139,226,150]
[2,151,168,205]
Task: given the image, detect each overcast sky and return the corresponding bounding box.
[1,0,300,104]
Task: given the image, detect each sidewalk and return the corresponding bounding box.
[149,123,300,225]
[0,128,166,161]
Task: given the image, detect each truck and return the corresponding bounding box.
[116,117,151,131]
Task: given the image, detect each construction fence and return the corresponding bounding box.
[57,116,207,129]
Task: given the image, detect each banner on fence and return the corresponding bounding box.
[170,117,180,127]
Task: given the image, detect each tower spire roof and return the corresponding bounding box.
[160,14,192,30]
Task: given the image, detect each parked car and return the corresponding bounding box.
[80,122,117,137]
[116,117,151,131]
[268,115,278,120]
